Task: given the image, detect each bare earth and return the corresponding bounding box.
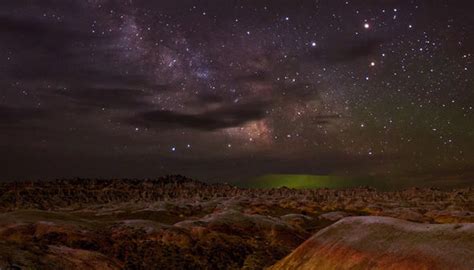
[270,216,474,270]
[0,176,473,269]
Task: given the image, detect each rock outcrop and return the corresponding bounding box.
[270,216,474,270]
[0,178,473,269]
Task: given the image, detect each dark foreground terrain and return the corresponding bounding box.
[0,176,473,269]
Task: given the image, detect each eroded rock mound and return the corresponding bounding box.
[1,178,473,269]
[270,216,474,270]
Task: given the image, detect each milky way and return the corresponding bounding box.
[0,0,473,185]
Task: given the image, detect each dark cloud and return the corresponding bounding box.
[312,114,343,125]
[282,83,320,100]
[307,38,385,63]
[234,71,268,83]
[55,87,160,110]
[132,101,269,131]
[0,15,93,41]
[194,93,226,104]
[0,9,150,88]
[0,105,47,125]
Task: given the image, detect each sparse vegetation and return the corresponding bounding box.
[0,176,473,269]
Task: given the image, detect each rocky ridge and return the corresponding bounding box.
[0,176,473,269]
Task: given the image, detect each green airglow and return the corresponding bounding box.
[243,174,383,189]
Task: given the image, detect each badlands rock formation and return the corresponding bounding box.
[270,216,474,270]
[0,176,473,269]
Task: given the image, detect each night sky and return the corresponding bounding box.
[1,0,473,185]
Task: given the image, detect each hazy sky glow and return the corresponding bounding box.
[0,0,473,185]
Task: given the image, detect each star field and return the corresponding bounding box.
[0,0,473,185]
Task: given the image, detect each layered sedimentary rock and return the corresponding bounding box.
[270,216,474,270]
[0,177,473,269]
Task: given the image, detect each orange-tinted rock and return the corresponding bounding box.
[270,216,474,270]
